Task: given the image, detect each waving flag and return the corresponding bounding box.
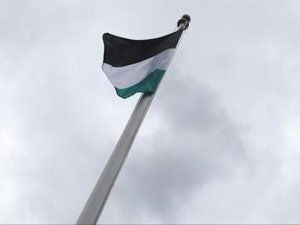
[102,29,183,98]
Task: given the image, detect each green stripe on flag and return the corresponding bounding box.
[115,69,165,99]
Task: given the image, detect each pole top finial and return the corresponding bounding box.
[182,14,191,23]
[177,14,191,30]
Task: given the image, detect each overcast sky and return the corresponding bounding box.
[1,0,300,224]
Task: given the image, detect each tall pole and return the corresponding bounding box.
[76,15,190,225]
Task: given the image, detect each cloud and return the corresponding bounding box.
[101,69,251,223]
[2,0,300,224]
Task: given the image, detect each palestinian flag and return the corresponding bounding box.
[102,29,183,98]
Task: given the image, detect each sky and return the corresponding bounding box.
[1,0,300,224]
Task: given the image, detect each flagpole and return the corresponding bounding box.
[76,15,190,225]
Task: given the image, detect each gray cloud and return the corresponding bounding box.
[2,0,300,224]
[100,71,251,223]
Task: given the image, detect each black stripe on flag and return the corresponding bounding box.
[103,29,183,67]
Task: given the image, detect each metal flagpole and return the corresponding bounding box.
[76,15,191,225]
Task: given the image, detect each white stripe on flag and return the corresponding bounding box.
[102,48,174,89]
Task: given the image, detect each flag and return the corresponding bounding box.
[102,29,183,98]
